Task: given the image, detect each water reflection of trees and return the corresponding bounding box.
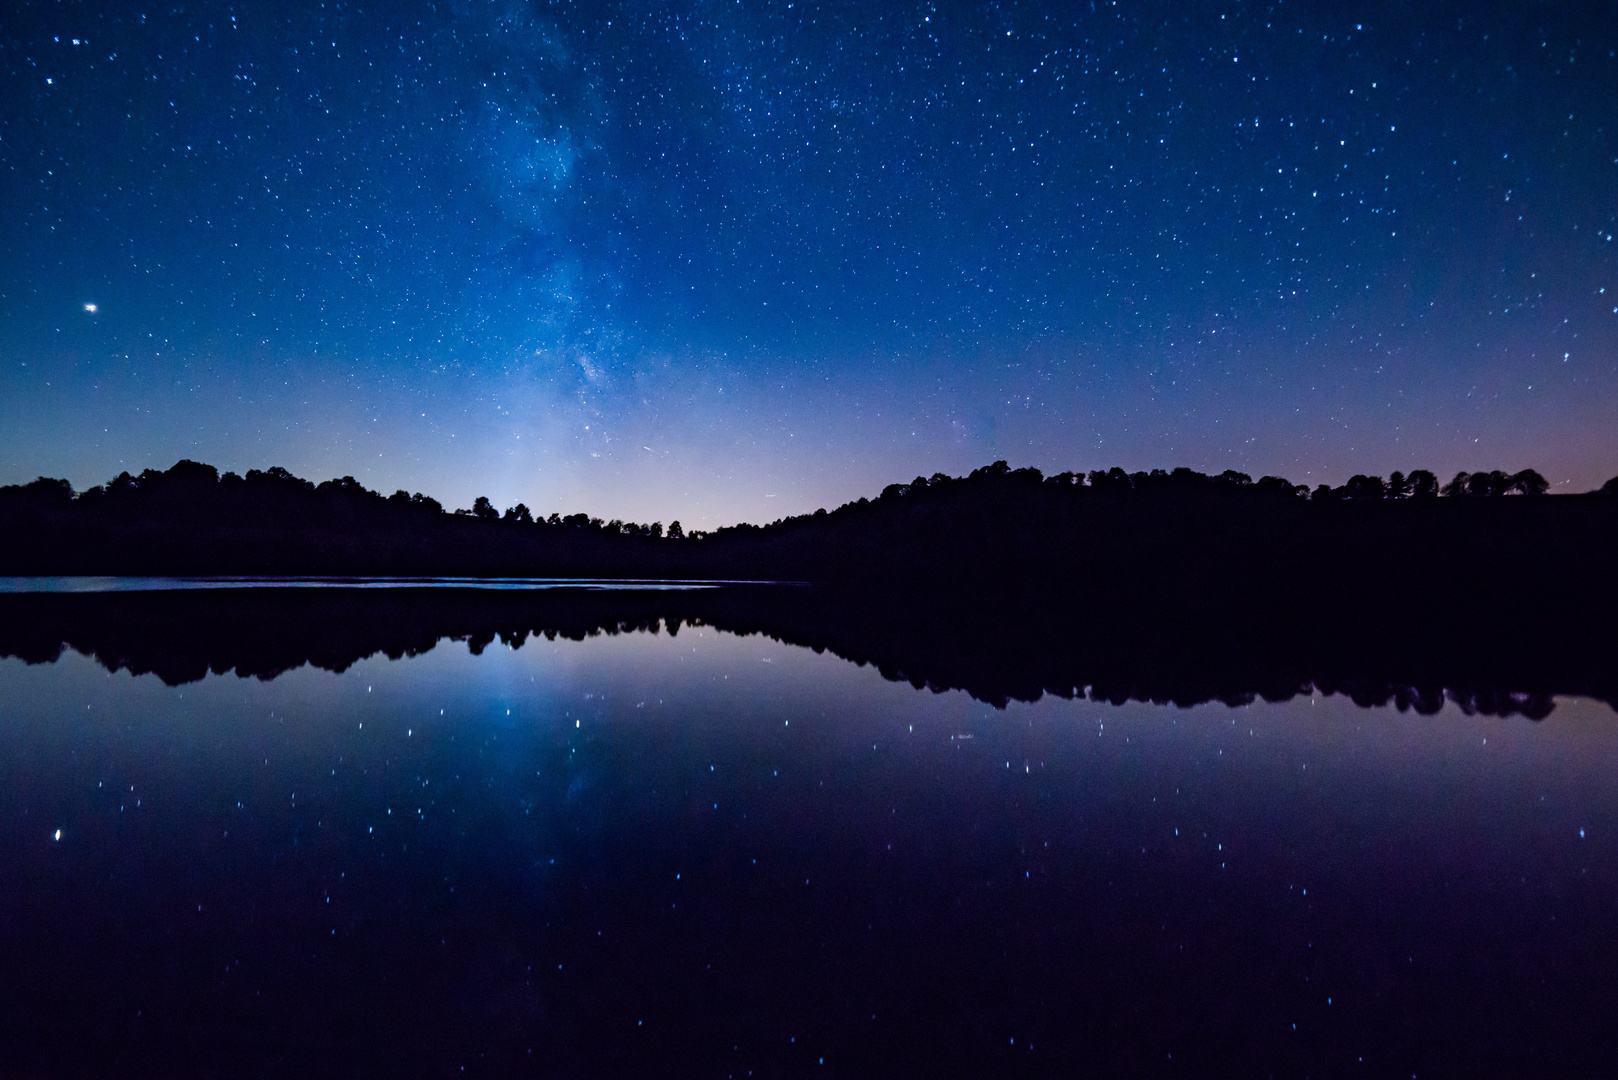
[1,587,1605,720]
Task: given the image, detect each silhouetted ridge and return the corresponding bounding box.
[0,460,698,576]
[3,461,1616,611]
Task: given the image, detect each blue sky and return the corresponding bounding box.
[3,0,1615,524]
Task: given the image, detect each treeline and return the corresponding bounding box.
[0,459,714,577]
[2,461,693,542]
[2,458,1616,590]
[704,461,1575,547]
[690,460,1618,597]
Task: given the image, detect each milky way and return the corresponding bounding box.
[3,1,1615,524]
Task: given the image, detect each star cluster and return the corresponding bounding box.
[2,1,1614,523]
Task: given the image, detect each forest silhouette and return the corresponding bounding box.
[4,457,1617,715]
[4,458,1618,621]
[6,456,1611,676]
[2,458,1614,585]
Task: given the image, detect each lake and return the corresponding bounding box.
[2,583,1614,1076]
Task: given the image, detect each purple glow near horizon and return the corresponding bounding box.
[3,2,1615,524]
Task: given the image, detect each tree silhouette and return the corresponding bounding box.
[2,457,1606,588]
[1254,476,1307,499]
[1342,474,1387,500]
[1509,469,1549,496]
[1466,471,1511,497]
[1408,470,1439,498]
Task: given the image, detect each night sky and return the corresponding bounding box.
[3,1,1615,526]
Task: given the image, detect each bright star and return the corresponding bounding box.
[83,303,97,313]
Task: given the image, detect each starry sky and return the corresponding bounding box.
[3,1,1615,525]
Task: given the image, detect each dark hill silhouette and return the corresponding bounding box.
[0,461,695,577]
[3,460,1617,642]
[1,458,1613,581]
[5,458,1617,712]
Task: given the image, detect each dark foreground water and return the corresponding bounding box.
[2,592,1616,1076]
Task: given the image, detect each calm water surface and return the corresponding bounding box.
[3,622,1615,1076]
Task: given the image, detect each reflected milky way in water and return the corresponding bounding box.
[2,586,1616,1076]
